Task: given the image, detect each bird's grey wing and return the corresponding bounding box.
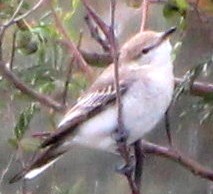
[40,79,130,148]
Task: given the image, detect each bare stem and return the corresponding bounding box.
[140,0,149,32]
[3,0,47,29]
[62,32,83,106]
[142,140,213,181]
[9,30,17,70]
[50,5,93,79]
[84,15,110,52]
[109,1,139,193]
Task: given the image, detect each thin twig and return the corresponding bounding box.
[50,6,93,79]
[0,154,14,187]
[0,0,47,60]
[6,0,24,26]
[62,32,83,106]
[140,0,149,32]
[82,0,111,41]
[109,1,139,193]
[0,61,65,112]
[85,15,110,52]
[9,30,17,70]
[109,1,123,135]
[6,0,47,28]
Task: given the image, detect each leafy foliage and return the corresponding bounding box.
[13,103,38,140]
[163,0,189,18]
[173,57,213,102]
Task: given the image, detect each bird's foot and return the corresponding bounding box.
[115,155,135,177]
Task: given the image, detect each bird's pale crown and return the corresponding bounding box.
[119,29,174,66]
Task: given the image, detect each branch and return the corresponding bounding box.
[110,1,139,193]
[82,0,111,41]
[50,5,93,80]
[3,0,47,28]
[62,32,83,105]
[80,50,112,66]
[9,30,17,70]
[175,77,213,98]
[142,140,213,181]
[0,61,65,112]
[84,15,110,52]
[140,0,149,31]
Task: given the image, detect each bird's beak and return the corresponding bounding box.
[141,27,176,53]
[161,27,176,41]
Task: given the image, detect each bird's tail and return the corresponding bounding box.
[9,143,69,184]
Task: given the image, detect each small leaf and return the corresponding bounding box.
[71,0,80,10]
[13,103,38,140]
[163,3,179,18]
[22,2,30,10]
[175,0,189,10]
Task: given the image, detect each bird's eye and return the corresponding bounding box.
[141,47,149,54]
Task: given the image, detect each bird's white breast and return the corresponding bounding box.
[72,64,174,152]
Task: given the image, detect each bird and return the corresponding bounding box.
[9,27,176,183]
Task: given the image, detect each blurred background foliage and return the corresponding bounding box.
[0,0,213,193]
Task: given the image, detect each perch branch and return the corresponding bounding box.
[142,140,213,181]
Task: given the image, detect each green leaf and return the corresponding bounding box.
[163,0,188,18]
[13,103,38,140]
[163,3,179,18]
[175,0,189,10]
[71,0,80,11]
[22,2,30,10]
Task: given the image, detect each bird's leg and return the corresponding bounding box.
[134,140,145,190]
[113,128,140,194]
[115,153,140,194]
[165,107,173,146]
[114,129,135,180]
[113,127,130,162]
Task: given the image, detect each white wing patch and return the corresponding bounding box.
[24,157,60,180]
[58,109,82,128]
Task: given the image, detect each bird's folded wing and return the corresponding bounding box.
[40,77,131,148]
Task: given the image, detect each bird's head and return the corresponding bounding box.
[119,27,176,66]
